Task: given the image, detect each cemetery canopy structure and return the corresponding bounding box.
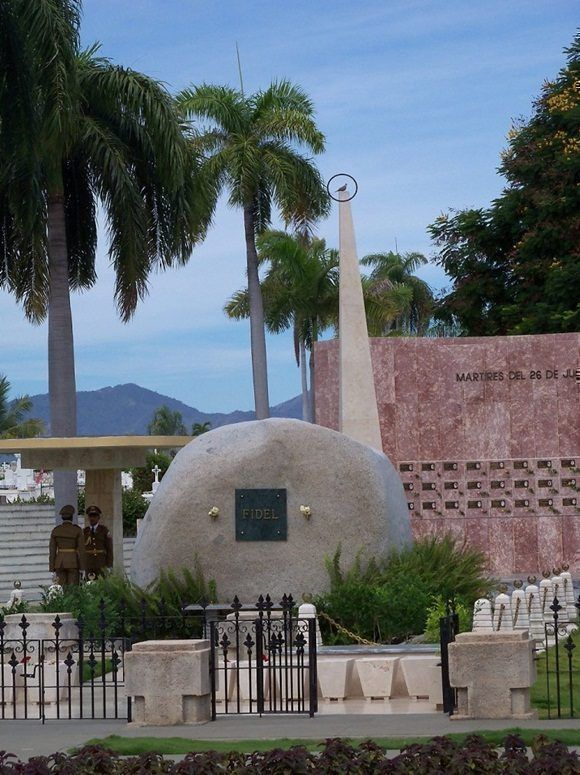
[0,436,192,572]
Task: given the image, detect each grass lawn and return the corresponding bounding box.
[531,630,580,719]
[82,728,580,755]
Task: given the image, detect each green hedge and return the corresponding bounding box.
[315,536,494,645]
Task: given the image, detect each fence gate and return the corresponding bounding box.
[439,600,459,715]
[540,596,579,719]
[209,595,318,718]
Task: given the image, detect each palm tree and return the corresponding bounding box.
[176,81,330,419]
[360,251,434,335]
[192,422,212,437]
[148,406,187,436]
[1,4,208,510]
[0,376,45,439]
[226,230,339,422]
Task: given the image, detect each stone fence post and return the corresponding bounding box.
[125,639,210,724]
[449,631,537,719]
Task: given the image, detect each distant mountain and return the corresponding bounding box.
[27,383,302,435]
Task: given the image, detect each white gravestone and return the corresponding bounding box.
[511,582,529,632]
[472,598,494,631]
[525,581,545,642]
[151,465,161,494]
[494,591,513,632]
[551,572,563,608]
[539,576,555,622]
[561,566,578,622]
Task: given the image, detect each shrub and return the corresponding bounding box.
[0,598,29,616]
[0,737,578,773]
[423,596,473,643]
[316,572,432,645]
[39,574,128,636]
[38,564,216,639]
[121,489,149,535]
[380,534,494,603]
[315,536,493,644]
[150,564,217,609]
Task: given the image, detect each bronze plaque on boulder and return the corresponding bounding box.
[235,489,287,541]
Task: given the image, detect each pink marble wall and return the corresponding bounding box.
[314,333,580,575]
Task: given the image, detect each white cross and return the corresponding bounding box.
[151,465,161,484]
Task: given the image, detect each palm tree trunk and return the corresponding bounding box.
[309,348,316,424]
[48,193,79,521]
[243,205,270,419]
[299,338,311,422]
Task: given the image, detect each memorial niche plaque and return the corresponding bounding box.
[235,489,287,541]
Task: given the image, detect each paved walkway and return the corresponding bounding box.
[2,714,580,760]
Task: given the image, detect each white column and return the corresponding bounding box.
[84,469,124,573]
[338,190,383,452]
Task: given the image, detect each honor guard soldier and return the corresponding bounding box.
[83,505,113,577]
[49,505,86,586]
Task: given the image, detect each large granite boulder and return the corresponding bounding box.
[131,419,411,600]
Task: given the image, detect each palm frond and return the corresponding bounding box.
[262,142,330,229]
[63,154,97,291]
[253,79,315,117]
[176,83,248,134]
[224,289,250,320]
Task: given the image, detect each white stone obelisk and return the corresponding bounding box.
[338,189,383,451]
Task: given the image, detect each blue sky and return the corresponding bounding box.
[2,1,578,412]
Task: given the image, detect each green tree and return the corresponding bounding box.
[0,375,45,438]
[430,34,580,334]
[177,81,330,419]
[360,251,434,335]
[0,2,208,511]
[148,406,187,436]
[192,421,212,436]
[225,231,427,419]
[131,450,172,494]
[225,230,339,422]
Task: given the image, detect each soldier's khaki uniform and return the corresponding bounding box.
[83,523,113,577]
[49,522,86,586]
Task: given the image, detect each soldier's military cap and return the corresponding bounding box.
[59,504,75,519]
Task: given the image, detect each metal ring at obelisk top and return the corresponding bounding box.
[327,173,358,202]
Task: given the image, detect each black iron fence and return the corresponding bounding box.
[539,596,580,719]
[209,594,318,718]
[439,599,459,715]
[0,617,126,721]
[0,594,318,721]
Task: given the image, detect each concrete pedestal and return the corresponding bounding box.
[3,612,79,649]
[125,640,210,725]
[449,631,537,719]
